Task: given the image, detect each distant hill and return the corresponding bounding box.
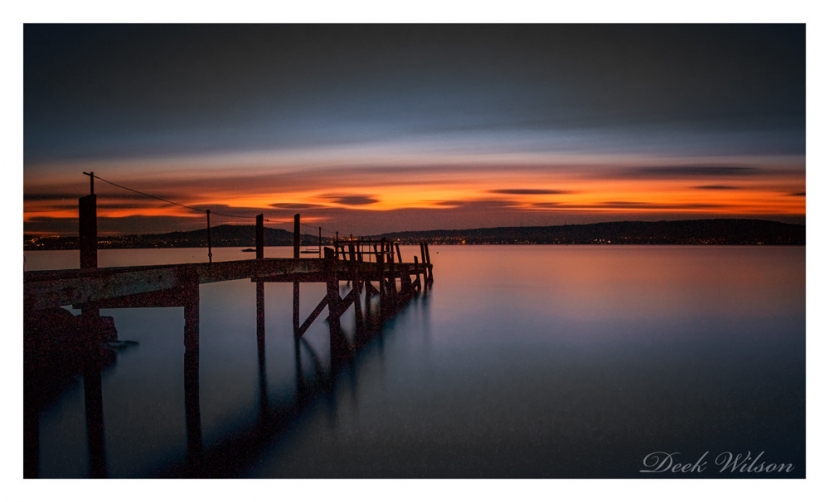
[369,219,805,245]
[24,219,804,250]
[25,224,327,250]
[113,224,326,248]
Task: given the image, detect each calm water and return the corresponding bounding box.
[24,246,805,478]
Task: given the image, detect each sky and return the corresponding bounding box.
[23,24,806,236]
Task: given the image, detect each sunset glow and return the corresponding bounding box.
[24,25,805,236]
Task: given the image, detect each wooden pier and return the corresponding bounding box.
[23,203,434,478]
[24,242,433,337]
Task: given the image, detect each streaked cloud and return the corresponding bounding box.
[692,185,743,190]
[618,166,764,179]
[270,202,327,209]
[323,195,379,206]
[489,188,571,195]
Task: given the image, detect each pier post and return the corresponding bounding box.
[293,214,300,333]
[414,256,421,291]
[256,214,264,259]
[206,210,212,264]
[293,214,300,259]
[377,249,386,298]
[424,243,433,284]
[349,243,363,328]
[325,247,350,371]
[183,273,200,352]
[387,241,397,300]
[79,194,97,269]
[324,247,341,331]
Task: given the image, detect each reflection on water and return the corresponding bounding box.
[25,246,805,478]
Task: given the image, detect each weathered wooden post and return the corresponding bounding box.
[348,242,363,321]
[424,242,433,284]
[256,214,264,259]
[79,172,97,269]
[318,226,322,258]
[324,247,350,368]
[377,246,386,298]
[324,247,341,331]
[180,267,202,467]
[183,272,200,352]
[293,214,300,258]
[414,256,421,291]
[206,210,212,265]
[387,241,397,300]
[77,173,105,476]
[293,214,300,333]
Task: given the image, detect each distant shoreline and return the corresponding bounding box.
[23,219,805,250]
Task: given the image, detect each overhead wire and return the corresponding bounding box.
[88,173,350,238]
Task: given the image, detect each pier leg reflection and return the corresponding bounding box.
[81,308,107,478]
[23,393,38,478]
[256,280,269,418]
[182,278,202,469]
[83,363,107,478]
[184,349,202,469]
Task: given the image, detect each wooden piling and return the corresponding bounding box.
[183,274,200,352]
[205,210,213,264]
[414,256,421,291]
[324,247,341,331]
[377,248,386,297]
[293,214,300,259]
[256,214,264,259]
[424,242,433,284]
[79,194,97,269]
[293,214,300,334]
[387,241,397,299]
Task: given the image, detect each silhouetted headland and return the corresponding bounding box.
[24,219,804,250]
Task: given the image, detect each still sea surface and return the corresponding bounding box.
[25,245,805,478]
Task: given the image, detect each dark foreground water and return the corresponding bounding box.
[24,245,805,478]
